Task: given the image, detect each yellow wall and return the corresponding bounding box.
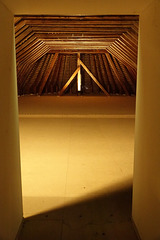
[0,0,152,15]
[0,1,23,239]
[133,0,160,239]
[0,0,160,239]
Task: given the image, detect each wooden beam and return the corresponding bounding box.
[105,52,129,95]
[59,67,80,96]
[19,44,49,66]
[120,35,137,52]
[79,59,109,96]
[77,53,81,91]
[94,55,105,88]
[127,31,138,43]
[122,33,138,47]
[102,54,116,93]
[16,36,38,54]
[109,44,137,68]
[113,41,137,62]
[23,18,138,26]
[48,46,109,51]
[25,56,47,93]
[119,61,136,94]
[49,54,62,91]
[89,54,100,93]
[112,56,130,95]
[106,47,137,70]
[97,54,110,92]
[116,39,137,57]
[15,28,34,45]
[16,41,44,62]
[48,49,107,54]
[15,15,139,21]
[31,26,131,32]
[38,53,58,95]
[20,61,39,94]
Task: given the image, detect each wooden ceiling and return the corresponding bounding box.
[15,15,139,96]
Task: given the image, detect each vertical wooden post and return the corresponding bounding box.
[77,53,81,92]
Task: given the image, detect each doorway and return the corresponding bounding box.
[16,15,138,239]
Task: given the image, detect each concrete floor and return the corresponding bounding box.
[18,96,138,240]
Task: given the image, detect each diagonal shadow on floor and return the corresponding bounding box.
[18,182,138,240]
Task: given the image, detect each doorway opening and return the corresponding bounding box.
[15,15,139,239]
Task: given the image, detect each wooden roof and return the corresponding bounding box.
[15,15,139,96]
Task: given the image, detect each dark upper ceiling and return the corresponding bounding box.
[15,15,139,96]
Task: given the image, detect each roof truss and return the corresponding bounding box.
[15,15,139,96]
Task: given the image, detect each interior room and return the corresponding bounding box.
[0,1,160,240]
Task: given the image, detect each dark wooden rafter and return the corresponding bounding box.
[120,36,137,52]
[18,64,33,94]
[32,55,49,92]
[105,52,129,95]
[16,36,38,55]
[101,53,116,93]
[15,27,33,45]
[119,61,136,93]
[59,55,67,89]
[17,41,44,62]
[25,59,44,93]
[89,54,100,93]
[112,56,132,94]
[114,41,137,62]
[94,55,104,88]
[38,53,58,94]
[115,39,137,58]
[110,45,136,67]
[51,55,62,91]
[20,61,39,93]
[106,46,136,70]
[97,54,109,91]
[57,55,66,89]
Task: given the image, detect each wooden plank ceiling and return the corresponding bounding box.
[15,15,139,96]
